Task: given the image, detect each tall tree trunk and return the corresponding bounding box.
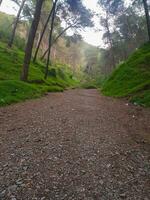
[106,14,115,68]
[0,0,2,5]
[21,0,44,81]
[35,32,41,49]
[143,0,150,41]
[33,3,54,63]
[8,0,26,48]
[44,0,57,79]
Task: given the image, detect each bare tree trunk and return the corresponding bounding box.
[8,0,26,48]
[106,13,115,69]
[35,32,41,49]
[0,0,2,5]
[21,0,44,81]
[33,3,54,63]
[45,0,58,79]
[143,0,150,41]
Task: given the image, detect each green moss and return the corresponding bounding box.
[80,82,97,89]
[0,42,77,106]
[0,80,40,105]
[102,42,150,107]
[46,85,64,92]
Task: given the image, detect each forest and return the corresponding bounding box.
[0,0,150,199]
[0,0,149,106]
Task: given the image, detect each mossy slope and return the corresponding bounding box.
[0,42,77,106]
[102,42,150,107]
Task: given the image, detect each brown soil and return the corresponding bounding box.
[0,89,150,200]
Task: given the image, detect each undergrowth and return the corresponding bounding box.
[102,42,150,107]
[0,42,77,106]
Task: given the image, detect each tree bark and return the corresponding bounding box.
[143,0,150,41]
[8,0,26,48]
[33,3,54,63]
[21,0,44,81]
[44,0,58,79]
[105,12,115,69]
[0,0,2,6]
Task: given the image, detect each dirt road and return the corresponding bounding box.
[0,89,150,200]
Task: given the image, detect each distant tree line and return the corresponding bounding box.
[85,0,150,78]
[98,0,150,75]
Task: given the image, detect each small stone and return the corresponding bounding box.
[106,164,111,168]
[16,179,23,186]
[23,166,28,171]
[99,180,104,185]
[26,138,30,142]
[8,185,17,192]
[45,189,50,192]
[0,190,6,197]
[34,138,42,142]
[81,170,86,174]
[119,193,126,198]
[3,163,8,167]
[11,197,17,200]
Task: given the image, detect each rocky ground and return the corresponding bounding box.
[0,89,150,200]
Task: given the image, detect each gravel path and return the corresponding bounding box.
[0,89,150,200]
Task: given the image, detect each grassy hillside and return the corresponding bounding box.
[102,42,150,107]
[0,42,77,106]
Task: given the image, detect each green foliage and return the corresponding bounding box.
[0,12,26,50]
[63,0,93,28]
[48,68,57,77]
[80,82,97,89]
[0,80,42,106]
[80,76,97,89]
[80,76,106,89]
[0,12,13,42]
[102,42,150,107]
[97,1,148,76]
[0,42,77,106]
[131,90,150,107]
